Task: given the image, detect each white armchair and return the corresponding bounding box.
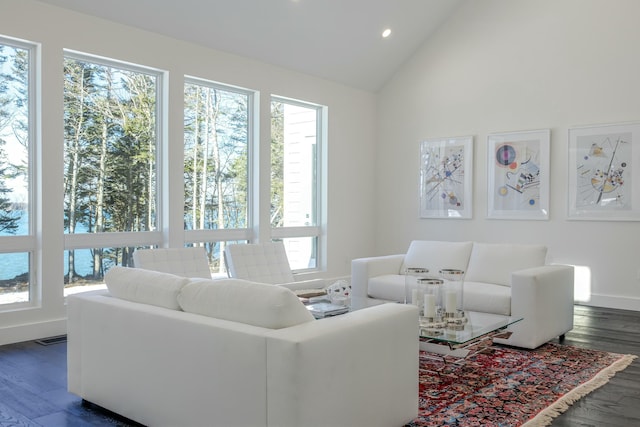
[132,247,212,279]
[225,242,325,290]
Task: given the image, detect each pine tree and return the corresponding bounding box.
[0,143,19,234]
[0,47,22,235]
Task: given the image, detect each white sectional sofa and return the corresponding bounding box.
[351,240,574,349]
[67,266,419,427]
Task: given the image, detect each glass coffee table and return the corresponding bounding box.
[419,311,522,358]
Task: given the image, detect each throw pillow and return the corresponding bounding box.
[104,266,190,310]
[178,278,315,329]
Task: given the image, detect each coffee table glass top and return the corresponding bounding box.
[419,311,522,346]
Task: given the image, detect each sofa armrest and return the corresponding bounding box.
[494,264,574,349]
[351,254,405,298]
[266,303,419,427]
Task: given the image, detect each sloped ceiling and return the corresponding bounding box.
[35,0,463,92]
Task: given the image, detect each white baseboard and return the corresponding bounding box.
[580,293,640,312]
[0,318,67,346]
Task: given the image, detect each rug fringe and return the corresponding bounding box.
[522,353,638,427]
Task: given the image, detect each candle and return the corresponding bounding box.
[424,294,436,318]
[446,291,457,313]
[411,289,418,306]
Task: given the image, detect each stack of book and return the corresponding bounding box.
[305,301,349,318]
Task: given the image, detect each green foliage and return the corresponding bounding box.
[0,151,19,234]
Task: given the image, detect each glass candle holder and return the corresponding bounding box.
[417,277,443,319]
[440,268,465,315]
[404,267,429,306]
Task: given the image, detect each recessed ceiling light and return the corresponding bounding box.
[382,28,392,38]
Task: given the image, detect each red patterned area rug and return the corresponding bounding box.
[406,342,636,427]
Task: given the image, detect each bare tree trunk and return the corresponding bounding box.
[199,90,211,230]
[66,69,86,284]
[210,90,225,273]
[192,87,200,230]
[92,119,107,278]
[148,138,153,231]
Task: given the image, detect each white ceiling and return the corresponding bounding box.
[35,0,463,92]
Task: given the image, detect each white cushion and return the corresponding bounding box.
[105,266,189,310]
[178,279,315,329]
[465,243,547,287]
[463,281,511,315]
[402,240,473,275]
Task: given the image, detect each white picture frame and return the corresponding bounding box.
[568,122,640,221]
[487,129,550,220]
[420,136,473,219]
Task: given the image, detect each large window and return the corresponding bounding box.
[271,97,323,271]
[0,38,34,306]
[63,52,161,291]
[1,43,326,311]
[184,78,252,274]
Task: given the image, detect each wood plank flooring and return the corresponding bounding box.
[0,304,638,426]
[547,305,640,427]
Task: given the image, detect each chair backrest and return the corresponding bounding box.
[132,247,212,279]
[224,242,295,284]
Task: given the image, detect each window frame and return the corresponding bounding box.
[270,95,326,274]
[183,76,256,246]
[0,35,38,308]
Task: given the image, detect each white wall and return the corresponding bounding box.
[376,0,640,311]
[0,0,377,344]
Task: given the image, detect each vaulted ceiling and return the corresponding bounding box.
[35,0,463,92]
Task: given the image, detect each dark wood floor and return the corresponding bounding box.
[0,304,638,426]
[546,304,640,427]
[0,336,138,426]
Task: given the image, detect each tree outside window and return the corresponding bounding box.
[184,79,250,273]
[63,55,158,287]
[0,41,31,305]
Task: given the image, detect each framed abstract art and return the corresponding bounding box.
[420,136,473,219]
[568,122,640,221]
[487,129,550,220]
